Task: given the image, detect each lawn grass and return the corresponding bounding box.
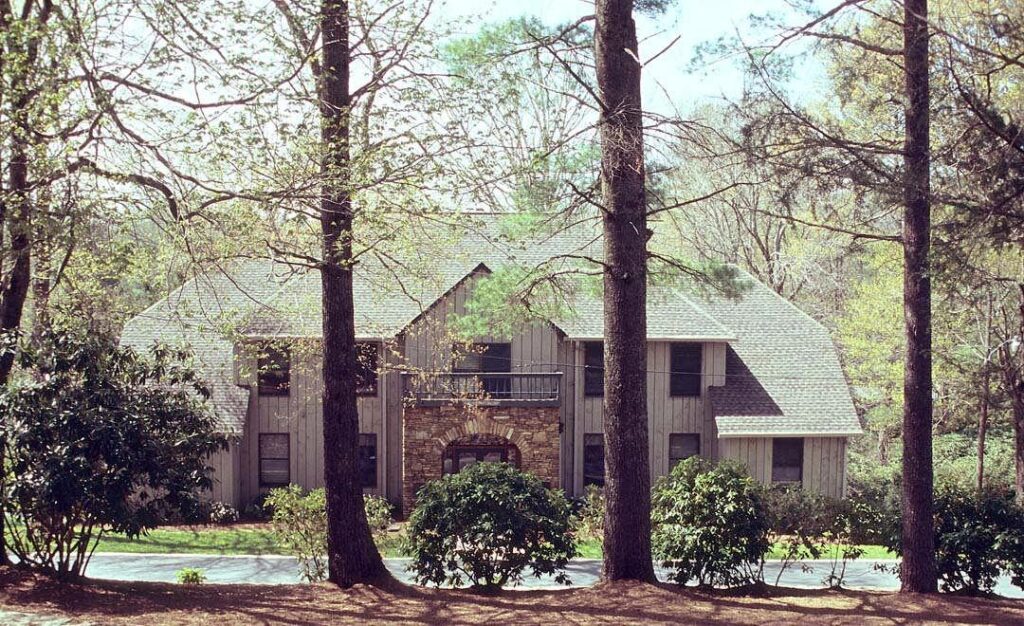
[94,527,284,555]
[90,525,895,561]
[573,536,894,561]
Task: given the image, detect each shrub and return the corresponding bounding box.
[930,483,1024,594]
[0,329,226,581]
[762,485,830,585]
[176,567,207,585]
[265,485,328,582]
[406,462,576,591]
[881,481,1024,594]
[364,494,393,540]
[572,485,605,539]
[651,457,770,587]
[208,502,240,525]
[761,486,873,589]
[243,492,273,521]
[265,486,397,582]
[817,498,869,589]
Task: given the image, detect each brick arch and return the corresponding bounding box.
[435,417,528,453]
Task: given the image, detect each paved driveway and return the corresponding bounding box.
[83,553,1024,597]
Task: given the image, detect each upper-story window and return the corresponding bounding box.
[583,342,603,397]
[356,342,381,396]
[669,343,702,397]
[772,437,804,484]
[453,342,512,398]
[257,344,290,396]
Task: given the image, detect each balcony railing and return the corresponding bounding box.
[401,371,562,407]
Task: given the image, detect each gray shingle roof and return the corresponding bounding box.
[120,214,860,438]
[120,259,291,433]
[554,285,735,340]
[697,273,862,437]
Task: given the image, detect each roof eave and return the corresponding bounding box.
[716,429,863,438]
[567,334,736,342]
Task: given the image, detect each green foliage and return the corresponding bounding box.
[452,265,571,340]
[265,486,398,582]
[762,486,881,588]
[930,483,1024,595]
[176,567,207,585]
[0,328,226,580]
[651,458,770,587]
[879,479,1024,594]
[406,463,576,591]
[265,485,328,583]
[363,494,394,541]
[572,485,605,540]
[762,485,830,584]
[934,432,1016,494]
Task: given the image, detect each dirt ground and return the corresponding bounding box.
[2,567,1022,625]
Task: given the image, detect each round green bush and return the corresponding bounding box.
[651,457,771,587]
[406,462,576,590]
[931,483,1024,594]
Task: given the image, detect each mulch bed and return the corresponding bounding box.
[1,566,1022,625]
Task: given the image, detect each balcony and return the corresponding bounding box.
[401,372,562,407]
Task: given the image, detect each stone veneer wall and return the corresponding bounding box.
[401,404,561,515]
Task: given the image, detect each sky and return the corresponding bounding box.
[439,0,829,115]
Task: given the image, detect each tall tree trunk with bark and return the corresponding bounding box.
[900,0,937,594]
[594,0,656,583]
[1013,285,1024,504]
[977,364,990,493]
[977,294,993,494]
[318,0,390,587]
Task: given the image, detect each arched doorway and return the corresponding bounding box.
[441,433,521,476]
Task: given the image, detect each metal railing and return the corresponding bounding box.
[401,371,562,407]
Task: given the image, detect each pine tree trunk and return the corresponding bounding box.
[900,0,937,594]
[1014,285,1024,505]
[977,371,989,493]
[977,295,992,494]
[1013,389,1024,505]
[0,125,34,568]
[594,0,656,583]
[319,0,390,588]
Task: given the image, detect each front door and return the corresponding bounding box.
[442,443,519,476]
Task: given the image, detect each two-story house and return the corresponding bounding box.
[121,215,861,514]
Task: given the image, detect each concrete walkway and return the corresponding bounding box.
[83,553,1024,597]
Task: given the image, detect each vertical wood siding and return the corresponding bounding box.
[718,436,848,497]
[237,344,391,507]
[203,439,240,507]
[572,340,728,494]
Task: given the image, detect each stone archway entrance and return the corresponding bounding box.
[401,404,561,515]
[442,433,521,476]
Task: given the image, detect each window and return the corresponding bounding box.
[358,434,377,488]
[583,342,603,397]
[453,342,512,397]
[668,433,700,469]
[356,342,380,396]
[583,434,605,487]
[259,434,290,486]
[670,343,702,397]
[772,438,804,483]
[257,344,290,396]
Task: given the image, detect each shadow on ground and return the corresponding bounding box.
[2,566,1023,625]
